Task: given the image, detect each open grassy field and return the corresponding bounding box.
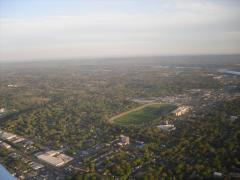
[113,103,177,125]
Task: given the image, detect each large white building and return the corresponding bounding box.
[37,150,73,167]
[172,106,191,116]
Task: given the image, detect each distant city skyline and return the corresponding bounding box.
[0,0,240,61]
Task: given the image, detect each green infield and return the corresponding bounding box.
[113,103,177,125]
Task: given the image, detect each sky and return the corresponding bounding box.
[0,0,240,61]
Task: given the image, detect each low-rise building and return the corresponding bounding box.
[0,131,17,141]
[230,116,238,122]
[12,137,25,144]
[213,172,223,178]
[172,106,191,116]
[157,120,176,132]
[0,130,26,145]
[0,108,6,113]
[118,135,130,146]
[7,84,18,88]
[157,124,176,131]
[0,142,11,149]
[28,162,44,170]
[36,150,73,167]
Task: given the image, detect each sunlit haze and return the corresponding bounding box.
[0,0,240,61]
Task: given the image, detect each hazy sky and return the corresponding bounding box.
[0,0,240,61]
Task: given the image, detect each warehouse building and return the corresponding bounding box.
[37,150,73,167]
[172,106,191,116]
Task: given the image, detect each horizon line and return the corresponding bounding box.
[1,53,240,64]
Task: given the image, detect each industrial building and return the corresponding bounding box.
[37,150,73,167]
[172,106,191,116]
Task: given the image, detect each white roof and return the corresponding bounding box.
[0,132,17,140]
[0,108,6,113]
[12,137,25,144]
[0,142,11,149]
[172,106,190,113]
[37,154,65,166]
[37,150,73,167]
